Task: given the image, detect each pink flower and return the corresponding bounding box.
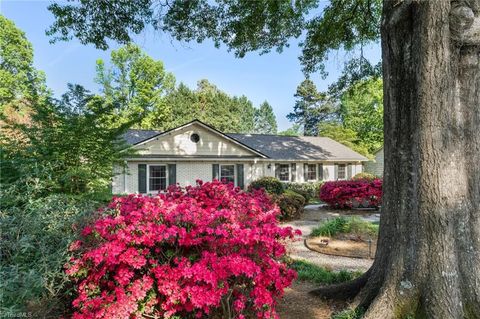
[66,180,298,319]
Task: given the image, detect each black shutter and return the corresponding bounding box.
[168,164,176,186]
[290,163,296,182]
[275,164,280,179]
[212,164,220,180]
[138,164,147,193]
[318,163,324,181]
[347,164,353,179]
[304,163,308,182]
[236,164,244,189]
[334,164,338,180]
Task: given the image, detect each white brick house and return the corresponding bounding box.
[364,147,384,177]
[112,120,368,194]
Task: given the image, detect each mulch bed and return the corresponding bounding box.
[306,236,377,259]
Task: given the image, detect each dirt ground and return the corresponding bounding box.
[277,281,332,319]
[277,205,377,318]
[277,281,349,319]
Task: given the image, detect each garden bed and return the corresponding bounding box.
[307,217,379,259]
[306,236,376,259]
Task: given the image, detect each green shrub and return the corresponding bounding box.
[331,308,365,319]
[311,217,349,237]
[290,259,361,284]
[272,190,306,220]
[248,176,284,195]
[283,181,323,202]
[311,217,379,239]
[348,217,379,237]
[351,172,377,181]
[0,194,101,316]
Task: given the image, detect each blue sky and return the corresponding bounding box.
[1,1,381,131]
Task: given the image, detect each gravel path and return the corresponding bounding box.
[282,205,378,272]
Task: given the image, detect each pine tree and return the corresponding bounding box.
[253,101,277,134]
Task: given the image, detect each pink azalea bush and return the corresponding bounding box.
[65,180,299,319]
[319,179,383,209]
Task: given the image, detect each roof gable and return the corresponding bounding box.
[128,121,267,158]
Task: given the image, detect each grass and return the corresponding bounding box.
[311,217,379,239]
[290,259,362,285]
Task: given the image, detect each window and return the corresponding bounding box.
[306,164,317,181]
[149,165,167,191]
[278,164,290,182]
[190,133,200,143]
[220,164,235,183]
[338,164,346,180]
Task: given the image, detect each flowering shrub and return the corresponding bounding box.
[319,179,383,209]
[66,180,299,319]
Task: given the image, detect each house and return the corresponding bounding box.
[112,120,368,194]
[364,147,384,177]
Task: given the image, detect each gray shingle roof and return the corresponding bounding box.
[227,134,368,161]
[122,129,161,145]
[122,128,367,161]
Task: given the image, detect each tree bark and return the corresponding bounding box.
[312,0,480,318]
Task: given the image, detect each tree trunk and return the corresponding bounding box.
[312,0,480,318]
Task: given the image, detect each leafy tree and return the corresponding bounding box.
[254,101,277,134]
[278,124,303,136]
[318,122,369,157]
[164,79,256,133]
[327,57,382,99]
[339,77,383,154]
[1,84,133,202]
[0,16,48,108]
[287,79,334,136]
[46,0,480,317]
[95,43,175,129]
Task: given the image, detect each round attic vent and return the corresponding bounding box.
[190,133,200,143]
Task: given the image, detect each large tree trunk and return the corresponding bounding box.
[312,0,480,318]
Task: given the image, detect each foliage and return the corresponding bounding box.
[254,101,278,134]
[46,0,381,77]
[311,217,379,239]
[248,177,284,195]
[290,259,361,285]
[0,194,102,316]
[319,179,383,209]
[271,190,306,221]
[0,16,47,108]
[338,78,383,155]
[310,217,349,237]
[283,181,323,203]
[278,124,303,136]
[352,172,377,181]
[66,181,299,319]
[95,43,176,129]
[318,122,371,156]
[331,308,365,319]
[164,80,257,133]
[327,57,382,99]
[287,79,334,136]
[1,84,133,202]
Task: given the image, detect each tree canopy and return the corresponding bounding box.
[0,15,47,109]
[95,43,175,129]
[47,0,382,76]
[254,101,278,134]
